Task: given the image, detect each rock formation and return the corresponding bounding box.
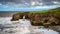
[11,12,60,26]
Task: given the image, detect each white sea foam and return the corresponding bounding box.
[0,17,59,34]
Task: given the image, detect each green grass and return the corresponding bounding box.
[29,7,60,15]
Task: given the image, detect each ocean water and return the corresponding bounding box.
[0,17,59,34]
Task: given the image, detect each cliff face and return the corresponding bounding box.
[11,7,60,26]
[11,12,60,26]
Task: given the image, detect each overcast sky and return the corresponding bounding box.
[0,0,60,11]
[0,0,60,6]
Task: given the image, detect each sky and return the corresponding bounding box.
[0,0,60,11]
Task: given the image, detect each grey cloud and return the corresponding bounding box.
[0,0,60,6]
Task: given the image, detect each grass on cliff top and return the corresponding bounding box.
[30,7,60,15]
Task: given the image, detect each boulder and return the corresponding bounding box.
[11,13,20,21]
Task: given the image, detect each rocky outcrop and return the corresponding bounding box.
[11,12,60,26]
[11,13,20,21]
[40,14,60,26]
[11,12,29,21]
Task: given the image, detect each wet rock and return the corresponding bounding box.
[11,13,20,21]
[11,12,30,21]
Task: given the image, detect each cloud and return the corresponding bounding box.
[52,1,60,4]
[31,1,35,6]
[0,0,60,7]
[0,0,60,11]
